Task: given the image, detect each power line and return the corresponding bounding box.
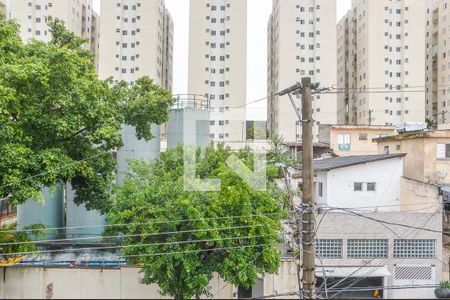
[0,222,286,246]
[326,207,444,234]
[23,243,281,261]
[0,212,287,234]
[324,207,443,299]
[1,233,279,257]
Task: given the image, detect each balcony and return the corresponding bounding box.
[433,60,438,70]
[432,44,439,57]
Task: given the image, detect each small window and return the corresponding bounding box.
[367,182,376,192]
[437,144,450,159]
[359,133,368,141]
[318,182,323,197]
[354,182,363,192]
[394,239,436,258]
[317,239,343,259]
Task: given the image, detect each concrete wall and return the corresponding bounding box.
[400,177,441,213]
[317,211,444,299]
[329,127,396,156]
[377,133,450,185]
[0,267,234,299]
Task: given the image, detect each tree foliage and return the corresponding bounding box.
[107,144,288,299]
[0,15,173,213]
[266,134,300,170]
[0,223,45,260]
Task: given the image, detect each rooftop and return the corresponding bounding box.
[373,130,450,143]
[303,154,406,172]
[330,125,396,131]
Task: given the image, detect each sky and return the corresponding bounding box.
[93,0,352,120]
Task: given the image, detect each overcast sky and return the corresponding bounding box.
[93,0,352,120]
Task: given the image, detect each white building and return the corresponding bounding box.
[337,0,428,127]
[267,0,337,143]
[7,0,99,66]
[307,154,444,298]
[0,0,6,13]
[425,0,450,130]
[98,0,173,183]
[188,0,247,142]
[98,0,173,88]
[313,154,404,211]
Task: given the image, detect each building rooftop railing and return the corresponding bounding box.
[171,94,210,110]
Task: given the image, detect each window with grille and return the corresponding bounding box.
[317,239,342,259]
[347,239,388,259]
[394,240,436,258]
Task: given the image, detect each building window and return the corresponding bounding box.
[367,182,376,192]
[338,134,351,151]
[394,240,436,258]
[354,182,363,192]
[317,239,342,259]
[437,144,450,159]
[347,239,388,259]
[318,182,323,197]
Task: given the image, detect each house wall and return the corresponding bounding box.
[314,157,403,211]
[377,134,450,185]
[329,127,396,157]
[400,177,441,213]
[317,211,443,299]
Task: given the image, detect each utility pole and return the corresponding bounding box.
[276,163,302,299]
[300,78,315,299]
[278,78,316,299]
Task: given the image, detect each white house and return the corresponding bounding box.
[313,154,405,212]
[294,154,444,299]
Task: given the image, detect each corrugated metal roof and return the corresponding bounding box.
[298,154,406,172]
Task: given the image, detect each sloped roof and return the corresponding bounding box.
[310,154,406,172]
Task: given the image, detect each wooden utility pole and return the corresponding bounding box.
[277,78,316,299]
[300,77,316,299]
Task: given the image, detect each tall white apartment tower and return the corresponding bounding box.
[7,0,99,65]
[337,0,428,126]
[425,0,450,129]
[188,0,247,142]
[267,0,337,143]
[98,0,173,88]
[0,0,6,13]
[98,0,173,183]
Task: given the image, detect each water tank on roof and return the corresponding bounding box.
[167,95,210,149]
[116,124,161,184]
[17,185,64,240]
[65,184,106,243]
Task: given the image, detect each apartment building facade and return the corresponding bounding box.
[188,0,247,142]
[98,0,173,88]
[267,0,337,143]
[98,0,173,183]
[337,0,428,127]
[425,0,450,130]
[7,0,99,65]
[0,0,6,13]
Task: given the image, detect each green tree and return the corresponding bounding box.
[0,223,45,261]
[0,15,173,213]
[107,144,288,299]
